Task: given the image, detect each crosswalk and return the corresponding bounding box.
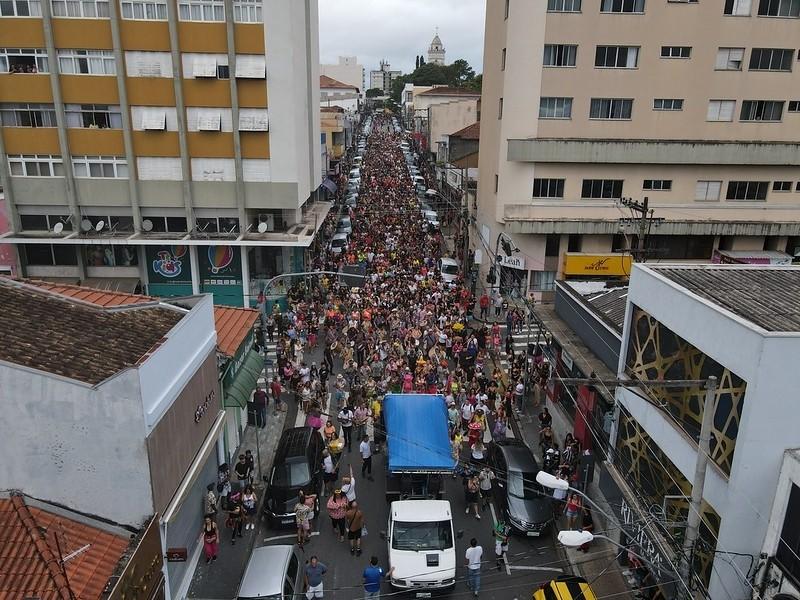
[493,325,552,371]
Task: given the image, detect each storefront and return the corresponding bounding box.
[220,326,263,462]
[498,254,527,297]
[562,252,633,279]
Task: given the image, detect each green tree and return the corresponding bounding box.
[366,87,384,98]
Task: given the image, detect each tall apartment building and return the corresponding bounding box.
[369,59,401,95]
[477,0,800,299]
[0,0,324,307]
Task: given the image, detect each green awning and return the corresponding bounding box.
[224,349,264,408]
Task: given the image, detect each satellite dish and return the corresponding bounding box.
[142,219,153,232]
[257,221,268,233]
[53,222,64,234]
[80,219,92,232]
[95,220,105,232]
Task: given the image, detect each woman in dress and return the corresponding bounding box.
[202,515,218,563]
[326,488,348,542]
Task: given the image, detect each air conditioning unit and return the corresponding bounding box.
[258,214,275,232]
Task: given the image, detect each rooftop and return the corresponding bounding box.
[0,280,184,385]
[0,494,129,600]
[450,121,480,140]
[647,264,800,333]
[417,86,480,97]
[562,280,628,335]
[319,74,358,90]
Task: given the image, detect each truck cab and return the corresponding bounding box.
[384,500,459,596]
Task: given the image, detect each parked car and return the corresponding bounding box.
[533,576,598,600]
[345,194,358,208]
[263,427,324,527]
[438,257,460,286]
[337,216,352,235]
[349,168,361,179]
[352,156,363,167]
[488,439,552,536]
[329,233,349,254]
[237,545,303,600]
[422,210,440,232]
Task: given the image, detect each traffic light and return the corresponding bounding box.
[486,266,496,284]
[501,238,514,257]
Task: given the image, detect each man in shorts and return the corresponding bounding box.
[303,555,327,599]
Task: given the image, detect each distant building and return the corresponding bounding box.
[369,59,402,95]
[320,55,365,96]
[427,30,446,65]
[410,86,481,140]
[427,98,479,163]
[320,75,360,113]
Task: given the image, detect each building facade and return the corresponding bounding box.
[319,74,360,113]
[0,0,326,307]
[477,0,800,298]
[427,97,479,163]
[427,31,446,65]
[369,59,401,95]
[320,55,365,96]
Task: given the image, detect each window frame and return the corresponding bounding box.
[533,178,565,198]
[178,0,224,21]
[725,180,769,201]
[72,155,129,179]
[788,100,800,112]
[543,44,578,67]
[773,181,792,191]
[0,0,42,16]
[0,102,57,127]
[547,0,581,11]
[120,0,167,19]
[695,180,722,202]
[748,47,793,71]
[8,154,64,177]
[653,98,684,111]
[706,99,736,121]
[724,0,752,14]
[589,97,633,120]
[643,179,672,191]
[740,99,784,122]
[715,47,745,70]
[232,0,260,22]
[0,48,48,73]
[539,96,573,119]
[65,103,122,129]
[660,46,692,58]
[600,0,645,13]
[757,0,800,17]
[58,49,116,75]
[50,0,109,18]
[581,179,624,199]
[594,45,639,68]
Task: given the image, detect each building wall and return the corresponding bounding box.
[427,99,478,162]
[320,56,364,92]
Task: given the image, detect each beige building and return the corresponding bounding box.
[369,59,401,95]
[408,86,481,146]
[427,97,479,162]
[320,55,365,95]
[477,0,800,299]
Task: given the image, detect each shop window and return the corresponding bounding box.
[545,234,560,257]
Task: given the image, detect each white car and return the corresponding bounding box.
[438,258,460,286]
[329,232,349,254]
[422,210,440,231]
[349,168,361,179]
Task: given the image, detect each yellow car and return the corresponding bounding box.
[533,576,598,600]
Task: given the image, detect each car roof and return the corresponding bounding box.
[238,545,293,598]
[391,500,451,522]
[440,258,459,267]
[535,576,597,600]
[496,439,540,472]
[276,427,315,459]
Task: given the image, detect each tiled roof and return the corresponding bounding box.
[214,306,260,357]
[320,75,357,89]
[23,280,154,307]
[417,86,480,97]
[450,121,480,140]
[648,265,800,332]
[562,281,628,334]
[0,281,183,384]
[0,495,129,600]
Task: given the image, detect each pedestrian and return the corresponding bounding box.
[234,454,251,491]
[363,556,395,599]
[353,402,368,442]
[465,473,481,520]
[205,483,217,518]
[322,449,337,495]
[202,514,219,563]
[359,435,373,480]
[295,490,315,548]
[326,488,348,542]
[241,484,257,530]
[345,500,365,556]
[270,375,283,415]
[303,555,327,599]
[266,313,275,342]
[341,464,357,503]
[465,537,483,597]
[479,292,490,320]
[579,506,594,553]
[253,385,268,428]
[338,404,354,451]
[493,521,509,571]
[244,450,255,484]
[565,492,582,529]
[478,466,495,511]
[493,291,503,318]
[226,497,243,544]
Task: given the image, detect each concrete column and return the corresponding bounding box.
[108,0,143,231]
[138,245,150,289]
[190,245,200,294]
[0,129,20,233]
[166,0,195,227]
[41,0,80,224]
[240,245,250,307]
[223,0,248,231]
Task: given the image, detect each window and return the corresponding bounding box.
[595,45,639,68]
[543,44,577,67]
[600,0,645,12]
[23,244,77,266]
[0,0,41,15]
[8,154,64,176]
[501,48,506,70]
[545,234,560,256]
[121,0,166,19]
[724,0,752,13]
[494,174,499,193]
[695,180,722,201]
[531,271,556,292]
[137,157,182,180]
[653,98,683,110]
[715,47,744,70]
[235,54,266,78]
[0,48,48,73]
[178,0,223,21]
[776,484,800,584]
[757,0,800,16]
[58,49,115,75]
[533,178,565,198]
[789,100,800,112]
[707,99,736,121]
[773,181,792,191]
[740,100,784,121]
[661,46,692,58]
[65,104,121,128]
[726,180,769,200]
[0,103,56,127]
[233,0,260,21]
[589,98,633,119]
[51,0,109,17]
[498,98,503,119]
[539,97,573,119]
[643,179,672,190]
[187,107,230,131]
[582,179,623,199]
[125,51,172,77]
[238,108,269,131]
[72,155,128,178]
[749,48,793,71]
[548,0,581,10]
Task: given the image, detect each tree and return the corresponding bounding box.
[419,55,425,66]
[415,55,420,69]
[465,73,482,92]
[366,87,384,98]
[445,59,475,86]
[389,58,480,103]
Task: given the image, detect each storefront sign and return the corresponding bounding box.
[146,246,192,283]
[563,253,632,277]
[499,254,526,270]
[194,389,215,423]
[198,246,244,306]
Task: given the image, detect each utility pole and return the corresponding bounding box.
[680,375,718,595]
[619,196,664,262]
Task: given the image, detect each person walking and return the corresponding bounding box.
[493,521,509,572]
[478,466,495,511]
[565,492,582,530]
[322,449,337,496]
[205,483,218,518]
[353,402,368,443]
[253,385,268,428]
[363,556,395,599]
[359,435,373,480]
[345,500,365,556]
[234,454,251,491]
[465,473,481,520]
[270,375,283,415]
[326,488,348,542]
[493,291,503,318]
[226,498,243,545]
[338,404,354,452]
[303,555,327,599]
[241,484,258,531]
[295,490,315,548]
[202,515,219,563]
[479,292,490,321]
[465,537,483,597]
[341,464,357,504]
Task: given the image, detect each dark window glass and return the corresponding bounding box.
[776,484,800,584]
[166,216,188,232]
[20,214,48,230]
[53,244,78,265]
[545,234,560,257]
[23,244,54,265]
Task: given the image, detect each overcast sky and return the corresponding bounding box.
[318,0,486,76]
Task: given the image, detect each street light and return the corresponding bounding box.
[557,530,663,577]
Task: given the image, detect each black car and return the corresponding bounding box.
[488,439,553,536]
[263,427,324,528]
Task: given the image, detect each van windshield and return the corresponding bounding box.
[441,263,459,275]
[271,461,310,487]
[392,521,453,551]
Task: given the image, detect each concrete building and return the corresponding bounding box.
[427,30,446,66]
[320,55,365,95]
[319,74,360,113]
[427,97,479,163]
[0,278,220,600]
[0,0,327,307]
[321,106,354,174]
[446,121,480,169]
[607,264,800,599]
[369,59,401,95]
[408,86,481,142]
[477,0,800,299]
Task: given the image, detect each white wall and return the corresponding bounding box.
[320,57,364,92]
[0,365,153,526]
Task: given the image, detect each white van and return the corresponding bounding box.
[349,168,361,179]
[438,257,460,286]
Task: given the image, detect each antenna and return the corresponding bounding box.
[95,220,105,232]
[257,221,268,233]
[80,219,92,232]
[142,219,153,232]
[245,223,253,232]
[53,222,64,234]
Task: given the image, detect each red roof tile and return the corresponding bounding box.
[416,86,480,97]
[450,121,480,140]
[23,280,154,307]
[0,495,129,600]
[214,306,260,357]
[320,75,358,90]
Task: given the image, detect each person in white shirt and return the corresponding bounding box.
[464,538,483,596]
[359,435,373,480]
[478,466,495,511]
[461,402,474,431]
[341,464,357,503]
[322,450,336,495]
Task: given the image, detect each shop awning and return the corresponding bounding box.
[321,178,337,193]
[223,349,263,408]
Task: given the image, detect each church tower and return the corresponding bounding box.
[427,28,446,66]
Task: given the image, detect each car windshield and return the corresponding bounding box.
[441,264,459,275]
[392,521,453,551]
[507,471,545,500]
[271,460,310,487]
[331,239,346,247]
